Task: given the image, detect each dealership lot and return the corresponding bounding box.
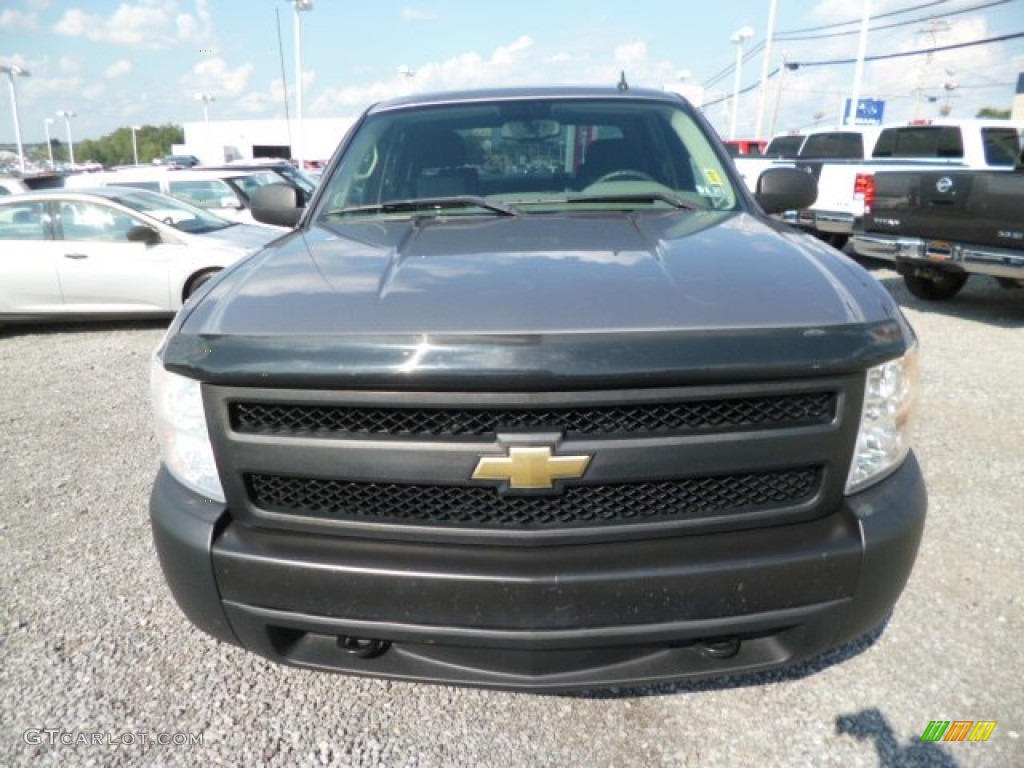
[1,266,1021,767]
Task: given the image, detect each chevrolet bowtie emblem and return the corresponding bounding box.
[471,446,591,489]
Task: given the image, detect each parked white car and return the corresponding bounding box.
[0,187,281,323]
[64,167,291,226]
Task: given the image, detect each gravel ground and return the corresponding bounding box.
[1,265,1022,768]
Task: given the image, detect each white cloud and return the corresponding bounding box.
[83,83,106,101]
[105,59,134,79]
[53,1,213,50]
[177,0,213,42]
[614,41,648,68]
[184,57,254,99]
[401,7,438,22]
[493,35,533,65]
[58,56,81,75]
[309,34,693,116]
[0,9,38,30]
[54,3,169,49]
[237,91,271,114]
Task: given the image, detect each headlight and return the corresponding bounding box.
[151,355,225,502]
[845,344,920,494]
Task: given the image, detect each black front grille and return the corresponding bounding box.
[246,468,822,529]
[231,393,835,438]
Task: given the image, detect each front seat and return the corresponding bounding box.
[412,130,479,198]
[578,138,649,187]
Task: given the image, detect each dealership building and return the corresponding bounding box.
[176,116,357,166]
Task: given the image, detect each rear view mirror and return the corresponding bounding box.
[126,225,160,245]
[755,168,818,215]
[500,120,561,140]
[251,183,303,228]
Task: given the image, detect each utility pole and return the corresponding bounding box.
[769,55,790,139]
[848,0,872,126]
[754,0,779,140]
[913,19,950,120]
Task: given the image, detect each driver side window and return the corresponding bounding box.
[59,201,141,242]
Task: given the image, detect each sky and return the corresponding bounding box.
[1,0,1022,147]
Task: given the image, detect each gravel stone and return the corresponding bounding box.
[2,266,1022,767]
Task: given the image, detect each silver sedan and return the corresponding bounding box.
[0,187,281,323]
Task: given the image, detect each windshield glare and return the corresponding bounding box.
[110,188,233,234]
[317,97,738,219]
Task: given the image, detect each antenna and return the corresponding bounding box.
[617,71,629,92]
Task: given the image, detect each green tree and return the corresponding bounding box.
[975,107,1010,119]
[71,123,184,166]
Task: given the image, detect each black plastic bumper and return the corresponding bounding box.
[150,456,926,691]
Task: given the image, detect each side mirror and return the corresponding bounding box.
[755,168,818,215]
[126,224,160,245]
[251,183,303,228]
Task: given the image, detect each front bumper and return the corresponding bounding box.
[151,457,926,691]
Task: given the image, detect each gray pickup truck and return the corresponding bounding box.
[853,148,1024,300]
[149,86,926,692]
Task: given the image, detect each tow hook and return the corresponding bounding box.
[697,637,741,659]
[337,636,391,659]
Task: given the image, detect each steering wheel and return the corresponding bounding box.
[592,169,657,184]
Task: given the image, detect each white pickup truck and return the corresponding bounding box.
[792,119,1023,248]
[0,173,65,196]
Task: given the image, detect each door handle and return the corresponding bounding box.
[64,253,89,260]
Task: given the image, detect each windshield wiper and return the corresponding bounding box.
[326,196,519,218]
[562,192,697,209]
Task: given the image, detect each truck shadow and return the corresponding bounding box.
[850,256,1024,329]
[0,318,171,338]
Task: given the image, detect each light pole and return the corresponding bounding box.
[292,0,313,169]
[43,117,55,167]
[729,26,754,140]
[1,64,30,173]
[195,92,215,122]
[131,125,142,165]
[56,110,76,166]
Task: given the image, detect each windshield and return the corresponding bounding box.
[107,187,234,234]
[316,97,738,221]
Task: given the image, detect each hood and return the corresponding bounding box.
[195,222,284,252]
[183,210,896,336]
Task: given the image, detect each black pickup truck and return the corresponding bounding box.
[853,149,1024,300]
[149,86,926,692]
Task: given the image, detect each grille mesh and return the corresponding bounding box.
[231,393,835,438]
[246,468,821,529]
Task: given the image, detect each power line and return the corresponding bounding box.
[702,1,1017,89]
[786,30,1024,68]
[700,30,1021,111]
[777,0,951,36]
[775,0,1013,42]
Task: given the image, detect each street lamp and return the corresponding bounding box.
[1,64,30,173]
[131,125,142,165]
[43,117,54,167]
[56,110,76,166]
[195,92,215,122]
[729,26,754,141]
[292,0,313,169]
